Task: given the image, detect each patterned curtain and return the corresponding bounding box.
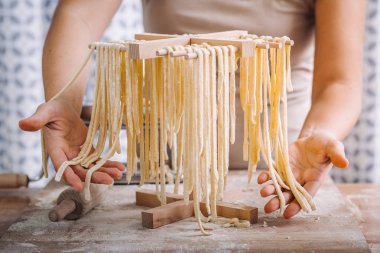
[331,0,380,183]
[0,0,143,182]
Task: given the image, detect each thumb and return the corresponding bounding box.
[326,139,349,169]
[19,103,55,131]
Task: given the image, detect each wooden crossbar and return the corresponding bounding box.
[136,189,258,229]
[129,37,191,59]
[89,30,294,59]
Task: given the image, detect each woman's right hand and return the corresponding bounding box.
[19,99,124,191]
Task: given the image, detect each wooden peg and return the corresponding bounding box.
[185,52,198,60]
[156,48,168,56]
[170,51,188,57]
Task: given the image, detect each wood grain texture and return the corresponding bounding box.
[134,30,248,41]
[0,188,39,238]
[142,200,194,228]
[134,33,179,40]
[338,183,380,253]
[200,201,258,224]
[0,173,372,253]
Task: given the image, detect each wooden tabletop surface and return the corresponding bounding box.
[338,184,380,253]
[0,183,379,252]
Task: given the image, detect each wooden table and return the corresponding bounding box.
[0,188,39,238]
[0,175,378,252]
[338,184,380,253]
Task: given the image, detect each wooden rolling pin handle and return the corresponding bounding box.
[0,173,29,188]
[48,198,76,222]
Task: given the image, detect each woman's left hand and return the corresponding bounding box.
[257,131,349,219]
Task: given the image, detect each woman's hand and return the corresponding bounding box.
[258,131,349,219]
[19,99,124,191]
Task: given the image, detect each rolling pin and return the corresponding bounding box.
[49,184,109,222]
[0,173,29,188]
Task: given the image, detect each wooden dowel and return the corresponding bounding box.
[170,51,188,57]
[185,52,198,60]
[268,42,282,49]
[156,48,168,56]
[129,37,191,59]
[242,35,295,47]
[257,43,269,49]
[267,40,294,47]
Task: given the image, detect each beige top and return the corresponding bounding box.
[142,0,316,169]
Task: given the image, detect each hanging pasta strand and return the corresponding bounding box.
[228,45,236,145]
[240,57,249,162]
[200,47,211,215]
[205,44,219,220]
[221,46,230,187]
[247,47,261,183]
[259,47,286,214]
[54,44,110,182]
[275,37,315,212]
[173,46,185,194]
[142,58,150,184]
[82,44,124,200]
[215,46,225,200]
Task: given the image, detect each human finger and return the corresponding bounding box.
[103,160,125,171]
[50,148,83,191]
[283,180,320,219]
[19,103,55,131]
[326,140,349,169]
[260,184,276,197]
[264,191,294,214]
[98,167,123,179]
[257,170,271,184]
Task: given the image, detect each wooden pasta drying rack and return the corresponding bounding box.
[96,30,293,228]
